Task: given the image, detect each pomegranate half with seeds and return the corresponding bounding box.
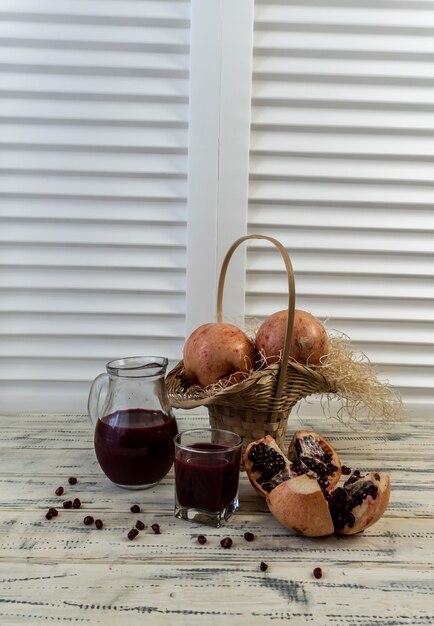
[244,435,293,497]
[244,433,390,537]
[288,430,341,491]
[244,430,341,497]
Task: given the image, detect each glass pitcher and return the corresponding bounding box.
[88,356,178,490]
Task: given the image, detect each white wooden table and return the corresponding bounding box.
[1,411,433,625]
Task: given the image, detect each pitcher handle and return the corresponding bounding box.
[87,373,109,426]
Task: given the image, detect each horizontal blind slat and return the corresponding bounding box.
[247,248,434,276]
[0,49,190,73]
[0,245,187,272]
[0,336,185,360]
[0,1,190,20]
[0,22,190,46]
[0,172,187,198]
[0,200,187,221]
[0,267,187,292]
[0,221,187,245]
[246,293,434,322]
[0,99,189,123]
[0,291,186,315]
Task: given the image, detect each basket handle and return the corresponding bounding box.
[216,234,296,406]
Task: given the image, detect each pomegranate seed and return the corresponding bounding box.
[197,535,207,545]
[135,520,145,531]
[62,500,72,509]
[260,562,268,572]
[244,532,255,542]
[45,511,53,520]
[313,567,322,579]
[55,486,64,496]
[83,516,94,526]
[341,465,352,475]
[68,477,78,485]
[130,504,140,513]
[72,498,81,509]
[151,523,161,534]
[220,537,232,549]
[95,519,103,529]
[48,507,58,517]
[128,528,139,540]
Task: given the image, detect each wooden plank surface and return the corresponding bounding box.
[0,412,433,625]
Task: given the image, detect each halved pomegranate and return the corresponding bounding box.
[244,430,340,497]
[288,430,341,490]
[267,470,390,537]
[266,473,334,537]
[329,471,390,535]
[244,434,390,537]
[244,435,293,497]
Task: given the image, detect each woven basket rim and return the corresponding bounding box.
[166,357,331,410]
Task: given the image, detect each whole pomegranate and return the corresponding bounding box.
[183,322,254,388]
[255,309,329,366]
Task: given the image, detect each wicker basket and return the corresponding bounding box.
[166,234,335,460]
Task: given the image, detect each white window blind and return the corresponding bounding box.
[0,0,190,412]
[247,0,434,417]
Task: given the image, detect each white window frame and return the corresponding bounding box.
[185,0,254,335]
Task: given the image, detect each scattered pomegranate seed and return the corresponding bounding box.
[151,523,161,534]
[341,465,352,475]
[130,504,140,513]
[260,562,268,572]
[68,477,78,485]
[48,507,58,517]
[45,511,53,520]
[95,519,103,529]
[55,486,64,496]
[83,516,94,526]
[128,528,139,540]
[135,520,145,531]
[62,500,72,509]
[72,498,81,509]
[220,537,232,549]
[313,567,322,579]
[244,532,255,542]
[197,535,207,545]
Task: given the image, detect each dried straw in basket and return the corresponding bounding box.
[166,234,335,457]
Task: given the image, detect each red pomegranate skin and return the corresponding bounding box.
[255,309,329,366]
[183,322,254,387]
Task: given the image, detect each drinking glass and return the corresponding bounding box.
[174,428,242,527]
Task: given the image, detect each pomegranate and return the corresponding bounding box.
[268,473,334,537]
[244,434,390,537]
[267,470,390,537]
[288,430,341,490]
[329,471,390,535]
[183,322,255,388]
[244,435,293,497]
[255,309,329,366]
[244,430,340,496]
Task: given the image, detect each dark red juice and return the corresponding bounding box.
[175,443,241,511]
[94,408,178,486]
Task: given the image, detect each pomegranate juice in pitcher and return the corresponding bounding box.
[88,357,178,489]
